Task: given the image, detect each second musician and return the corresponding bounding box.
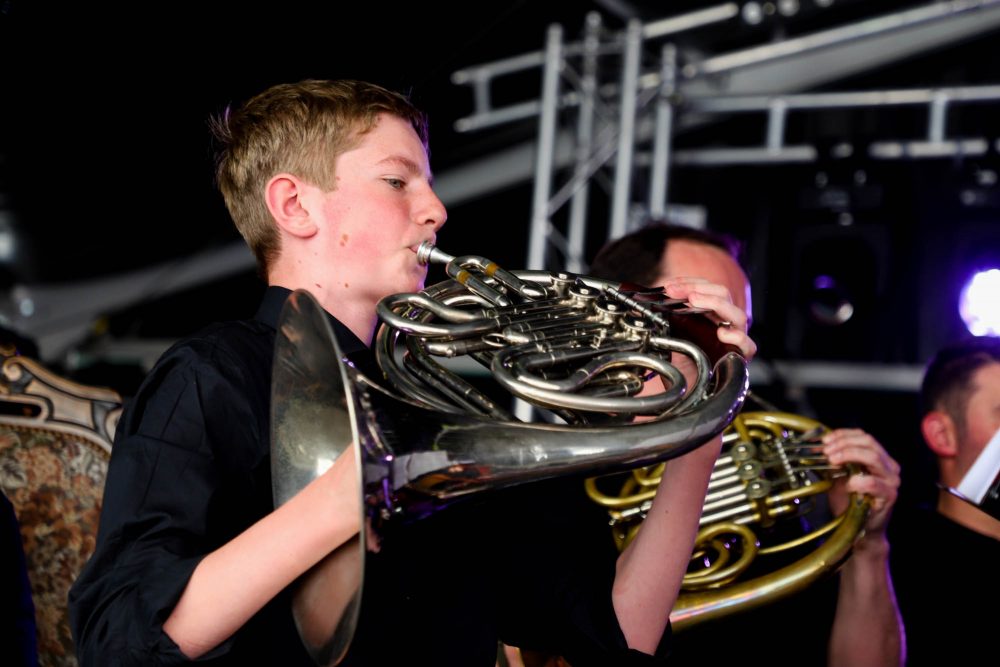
[584,221,903,667]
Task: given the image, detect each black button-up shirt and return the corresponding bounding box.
[70,286,668,666]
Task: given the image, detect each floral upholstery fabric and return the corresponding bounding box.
[0,425,110,667]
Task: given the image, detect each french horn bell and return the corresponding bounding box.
[270,243,749,665]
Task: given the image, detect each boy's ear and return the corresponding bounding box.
[265,174,318,238]
[921,410,959,457]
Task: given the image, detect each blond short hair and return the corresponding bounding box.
[211,79,428,278]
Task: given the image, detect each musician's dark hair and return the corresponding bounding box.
[921,336,1000,430]
[588,221,743,286]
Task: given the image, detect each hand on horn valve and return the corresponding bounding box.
[822,428,901,542]
[662,276,757,360]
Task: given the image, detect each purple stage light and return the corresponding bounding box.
[959,268,1000,336]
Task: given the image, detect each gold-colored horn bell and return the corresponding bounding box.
[586,410,870,630]
[270,244,749,665]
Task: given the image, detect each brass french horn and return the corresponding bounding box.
[270,243,749,665]
[585,410,871,630]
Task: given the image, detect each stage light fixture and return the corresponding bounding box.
[959,268,1000,337]
[807,274,854,326]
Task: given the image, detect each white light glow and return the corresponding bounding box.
[959,269,1000,336]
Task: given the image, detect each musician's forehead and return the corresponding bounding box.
[660,240,752,320]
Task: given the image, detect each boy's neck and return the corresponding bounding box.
[269,278,378,347]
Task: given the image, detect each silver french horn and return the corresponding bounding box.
[270,242,749,665]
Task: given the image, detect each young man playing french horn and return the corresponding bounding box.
[70,80,757,666]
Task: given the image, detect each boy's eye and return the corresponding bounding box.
[384,178,404,189]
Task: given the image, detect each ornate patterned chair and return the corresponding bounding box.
[0,351,122,667]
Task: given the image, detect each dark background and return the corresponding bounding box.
[2,1,999,507]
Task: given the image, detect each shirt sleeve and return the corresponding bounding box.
[69,336,270,666]
[493,477,672,666]
[1,490,38,667]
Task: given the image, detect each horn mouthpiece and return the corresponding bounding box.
[416,241,453,267]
